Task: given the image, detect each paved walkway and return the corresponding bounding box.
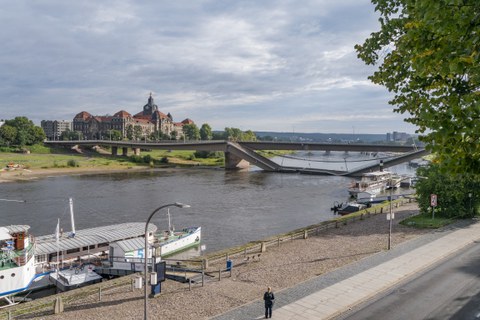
[213,219,480,320]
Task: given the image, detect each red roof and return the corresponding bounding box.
[74,111,92,120]
[181,118,194,125]
[114,110,132,118]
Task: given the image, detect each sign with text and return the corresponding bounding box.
[430,194,438,207]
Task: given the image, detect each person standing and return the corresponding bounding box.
[263,287,275,318]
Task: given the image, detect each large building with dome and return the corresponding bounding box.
[72,94,194,140]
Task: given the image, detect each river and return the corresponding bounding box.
[0,151,415,255]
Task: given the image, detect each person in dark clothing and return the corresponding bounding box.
[263,287,275,318]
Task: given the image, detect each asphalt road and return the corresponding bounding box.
[337,241,480,320]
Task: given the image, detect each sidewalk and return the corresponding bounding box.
[213,219,480,320]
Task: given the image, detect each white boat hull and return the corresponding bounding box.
[159,227,201,257]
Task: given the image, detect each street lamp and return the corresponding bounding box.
[387,176,411,250]
[144,202,190,320]
[468,192,473,216]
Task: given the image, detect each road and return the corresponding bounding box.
[337,241,480,320]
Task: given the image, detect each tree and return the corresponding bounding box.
[126,125,134,140]
[0,125,17,146]
[415,164,479,218]
[133,125,143,141]
[1,117,45,146]
[199,123,213,141]
[183,123,200,140]
[355,0,480,174]
[60,129,81,141]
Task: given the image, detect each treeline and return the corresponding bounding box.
[0,117,45,147]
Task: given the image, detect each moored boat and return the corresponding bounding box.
[0,225,38,307]
[154,210,201,257]
[335,203,367,216]
[348,171,394,198]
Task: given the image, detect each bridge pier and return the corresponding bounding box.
[133,148,141,156]
[122,147,128,156]
[111,146,118,156]
[224,152,250,170]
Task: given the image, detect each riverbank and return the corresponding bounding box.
[4,201,430,320]
[0,166,150,183]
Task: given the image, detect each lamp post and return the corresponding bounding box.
[469,192,472,216]
[388,179,393,250]
[144,202,190,320]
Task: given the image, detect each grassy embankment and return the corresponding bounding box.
[0,145,290,171]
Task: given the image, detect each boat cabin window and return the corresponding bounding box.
[66,248,80,254]
[82,245,95,251]
[98,242,109,248]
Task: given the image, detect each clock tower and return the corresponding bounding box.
[143,92,158,115]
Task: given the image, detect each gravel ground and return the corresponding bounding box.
[4,201,431,320]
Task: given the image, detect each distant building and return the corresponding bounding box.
[72,94,193,140]
[386,131,409,143]
[41,120,72,140]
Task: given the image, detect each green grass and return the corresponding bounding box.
[400,213,454,229]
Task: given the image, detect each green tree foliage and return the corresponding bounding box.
[0,117,45,146]
[126,125,134,140]
[0,125,17,146]
[224,127,257,141]
[355,0,480,173]
[199,123,213,140]
[133,125,143,141]
[415,164,479,218]
[60,129,82,141]
[183,123,200,140]
[106,129,123,141]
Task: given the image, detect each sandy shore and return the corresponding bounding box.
[0,166,150,183]
[5,201,428,320]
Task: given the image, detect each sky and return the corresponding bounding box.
[0,0,418,134]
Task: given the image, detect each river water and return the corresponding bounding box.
[0,151,415,255]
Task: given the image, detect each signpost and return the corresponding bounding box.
[430,194,437,219]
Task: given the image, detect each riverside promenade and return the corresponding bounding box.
[214,218,480,319]
[3,202,478,320]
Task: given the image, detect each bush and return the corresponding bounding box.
[67,159,79,167]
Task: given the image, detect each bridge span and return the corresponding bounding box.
[44,140,427,176]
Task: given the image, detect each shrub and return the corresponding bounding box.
[67,159,79,167]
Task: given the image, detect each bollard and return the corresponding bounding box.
[203,259,209,269]
[218,267,221,281]
[131,278,134,292]
[277,238,280,247]
[261,242,266,252]
[202,269,205,287]
[189,279,192,291]
[54,297,64,314]
[226,253,229,261]
[98,287,102,301]
[303,230,308,239]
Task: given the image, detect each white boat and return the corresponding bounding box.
[0,225,39,307]
[348,171,394,198]
[154,210,201,257]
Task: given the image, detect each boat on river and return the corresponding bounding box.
[0,225,40,307]
[331,203,367,216]
[348,171,395,199]
[154,210,201,257]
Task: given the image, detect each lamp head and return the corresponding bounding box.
[174,202,191,208]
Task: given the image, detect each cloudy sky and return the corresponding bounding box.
[0,0,417,134]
